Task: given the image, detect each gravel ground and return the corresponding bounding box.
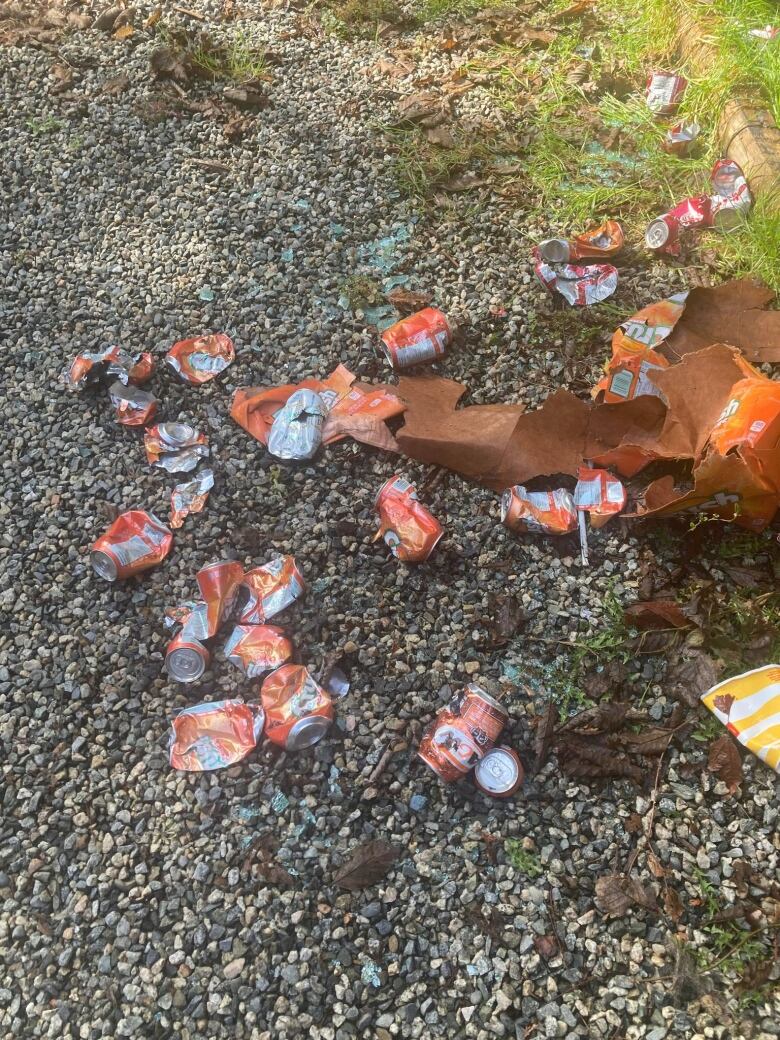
[1,3,778,1039]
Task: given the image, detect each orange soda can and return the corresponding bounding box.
[166,333,235,385]
[166,632,211,683]
[380,307,451,370]
[91,509,173,581]
[224,624,294,678]
[261,664,334,750]
[196,560,244,637]
[109,381,159,427]
[418,684,508,783]
[501,486,577,535]
[374,475,444,563]
[708,378,780,490]
[538,219,624,264]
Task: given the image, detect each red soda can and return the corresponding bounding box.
[380,307,451,370]
[418,683,508,783]
[91,509,173,581]
[374,476,444,563]
[239,555,306,624]
[196,560,244,637]
[662,120,700,156]
[224,624,294,678]
[261,664,334,750]
[645,194,712,253]
[166,631,211,683]
[474,746,525,798]
[645,70,687,115]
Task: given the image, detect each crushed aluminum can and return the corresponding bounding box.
[574,467,627,528]
[239,556,306,624]
[261,664,334,750]
[166,631,210,683]
[224,624,294,678]
[645,70,687,115]
[171,468,214,529]
[380,307,451,370]
[645,194,712,254]
[748,26,779,40]
[538,220,624,263]
[534,260,618,307]
[168,700,264,771]
[197,560,244,637]
[662,120,700,156]
[63,346,154,390]
[108,380,159,427]
[145,423,209,473]
[267,388,327,461]
[709,158,752,230]
[474,745,525,798]
[165,333,235,384]
[501,486,577,535]
[418,684,508,784]
[373,475,444,564]
[91,509,173,581]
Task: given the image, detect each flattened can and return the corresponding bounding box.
[166,632,210,683]
[501,486,577,535]
[474,746,524,798]
[645,194,712,252]
[418,683,508,783]
[538,219,624,263]
[91,509,173,581]
[645,70,687,115]
[374,475,443,563]
[239,555,306,624]
[261,664,334,750]
[108,381,159,427]
[224,624,294,678]
[197,560,244,637]
[380,307,451,370]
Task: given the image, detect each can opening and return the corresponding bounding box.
[287,715,330,751]
[167,646,207,683]
[91,550,118,582]
[645,220,670,249]
[538,238,570,264]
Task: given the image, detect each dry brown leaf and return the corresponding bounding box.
[595,874,656,918]
[440,171,489,192]
[333,839,400,890]
[255,860,295,887]
[647,851,666,879]
[608,727,673,756]
[534,934,558,960]
[484,592,527,647]
[556,738,644,784]
[223,84,270,110]
[94,7,121,31]
[666,649,721,708]
[550,0,594,21]
[708,734,742,794]
[386,286,433,312]
[624,812,642,834]
[664,886,684,923]
[68,12,93,30]
[150,44,189,81]
[146,7,163,29]
[223,114,251,141]
[624,600,691,631]
[102,74,130,95]
[174,5,207,20]
[113,23,134,40]
[397,91,448,126]
[424,125,457,148]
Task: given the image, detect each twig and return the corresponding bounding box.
[367,744,395,783]
[546,886,565,959]
[624,745,668,876]
[174,5,207,20]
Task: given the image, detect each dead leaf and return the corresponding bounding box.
[113,23,134,40]
[724,565,768,589]
[480,830,499,865]
[190,158,231,173]
[397,91,449,127]
[664,886,684,923]
[556,738,643,783]
[150,44,189,81]
[712,693,734,716]
[608,727,673,756]
[647,851,666,879]
[624,813,642,834]
[223,114,251,141]
[439,171,488,192]
[102,74,130,95]
[223,84,270,110]
[94,7,121,32]
[595,874,656,918]
[550,0,594,21]
[533,703,558,771]
[534,934,558,960]
[50,62,73,91]
[624,600,691,631]
[581,659,628,701]
[333,839,400,890]
[666,649,721,708]
[173,4,207,19]
[561,703,631,734]
[146,6,163,29]
[255,860,295,887]
[424,125,457,148]
[386,286,433,313]
[484,592,527,647]
[708,734,742,794]
[68,12,93,30]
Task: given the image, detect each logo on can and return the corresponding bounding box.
[91,510,173,581]
[261,664,334,751]
[380,307,451,370]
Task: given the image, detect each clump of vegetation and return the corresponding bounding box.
[505,839,544,876]
[190,30,268,82]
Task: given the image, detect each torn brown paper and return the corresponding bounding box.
[664,278,780,363]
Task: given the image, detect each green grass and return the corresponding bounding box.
[26,116,65,135]
[190,30,268,81]
[504,839,544,876]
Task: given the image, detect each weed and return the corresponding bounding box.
[690,713,723,744]
[340,274,382,310]
[191,30,268,82]
[504,839,543,876]
[26,115,64,135]
[317,0,411,39]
